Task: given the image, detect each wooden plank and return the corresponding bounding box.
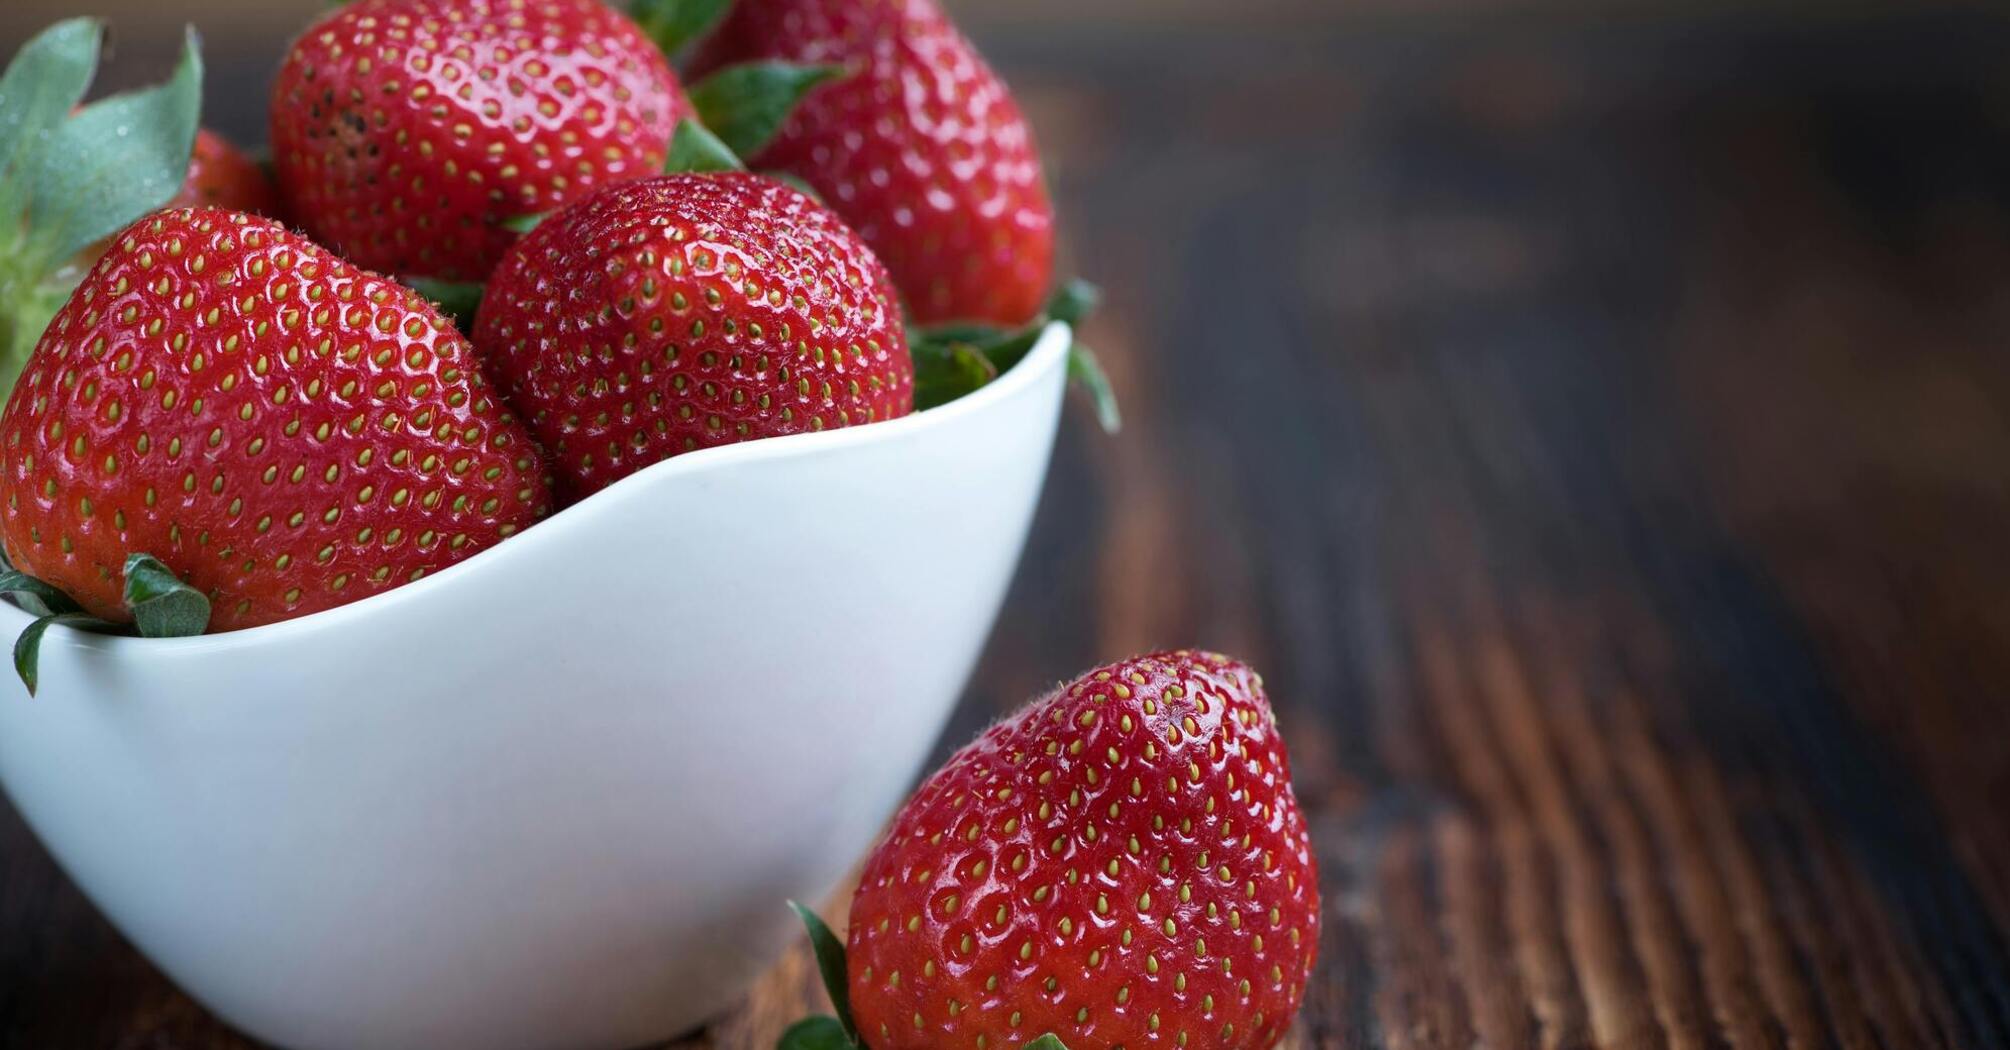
[0,6,2008,1049]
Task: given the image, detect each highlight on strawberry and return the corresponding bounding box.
[783,651,1322,1050]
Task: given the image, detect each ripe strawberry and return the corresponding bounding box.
[171,129,281,218]
[0,208,550,633]
[471,172,913,499]
[838,651,1321,1050]
[692,0,1055,327]
[269,0,690,281]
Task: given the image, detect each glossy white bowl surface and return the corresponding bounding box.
[0,323,1071,1050]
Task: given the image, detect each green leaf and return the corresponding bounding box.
[776,1016,854,1050]
[12,611,114,696]
[23,27,202,268]
[404,276,485,330]
[1023,1036,1072,1050]
[122,553,209,638]
[1067,342,1121,434]
[0,279,66,400]
[632,0,735,59]
[689,61,846,159]
[907,276,1120,425]
[664,118,746,174]
[501,212,545,235]
[0,568,82,618]
[0,18,104,224]
[913,338,998,411]
[788,901,859,1043]
[1045,279,1101,327]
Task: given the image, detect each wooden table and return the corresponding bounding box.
[4,3,2009,1046]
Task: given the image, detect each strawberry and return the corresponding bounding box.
[0,208,551,637]
[471,171,913,499]
[269,0,691,281]
[787,651,1321,1050]
[171,129,281,218]
[691,0,1056,327]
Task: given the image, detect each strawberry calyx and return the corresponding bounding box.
[2,550,210,696]
[631,0,735,61]
[666,117,748,175]
[910,279,1121,432]
[402,276,486,331]
[688,61,850,159]
[0,19,202,401]
[779,903,1072,1050]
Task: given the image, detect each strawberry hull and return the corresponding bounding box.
[0,326,1070,1050]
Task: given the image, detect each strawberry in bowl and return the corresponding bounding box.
[0,4,1117,1047]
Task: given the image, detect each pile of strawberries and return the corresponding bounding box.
[0,0,1108,662]
[0,4,1320,1048]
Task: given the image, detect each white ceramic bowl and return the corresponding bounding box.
[0,324,1071,1050]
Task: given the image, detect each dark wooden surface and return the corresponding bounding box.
[4,2,2010,1047]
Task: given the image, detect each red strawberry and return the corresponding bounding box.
[171,129,281,219]
[693,0,1055,327]
[471,172,913,499]
[0,208,551,633]
[840,651,1321,1050]
[269,0,690,281]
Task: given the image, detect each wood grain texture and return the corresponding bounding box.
[2,3,2010,1048]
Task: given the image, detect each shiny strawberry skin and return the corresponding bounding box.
[847,651,1322,1050]
[270,0,689,281]
[172,129,281,219]
[0,209,551,632]
[472,173,913,500]
[694,0,1055,326]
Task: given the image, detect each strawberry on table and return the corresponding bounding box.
[472,170,913,500]
[269,0,691,281]
[0,208,551,644]
[787,651,1322,1050]
[691,0,1056,327]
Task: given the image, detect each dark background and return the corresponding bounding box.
[4,1,2010,1046]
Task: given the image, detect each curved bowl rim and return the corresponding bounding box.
[2,321,1073,657]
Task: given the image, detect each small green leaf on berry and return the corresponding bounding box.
[24,26,202,266]
[689,61,848,159]
[776,1015,855,1050]
[631,0,734,60]
[913,339,998,411]
[0,569,82,618]
[1045,279,1101,328]
[12,611,116,697]
[789,900,859,1043]
[1066,342,1120,434]
[1023,1036,1073,1050]
[501,212,546,235]
[664,118,746,174]
[122,554,209,638]
[404,276,486,330]
[0,18,104,222]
